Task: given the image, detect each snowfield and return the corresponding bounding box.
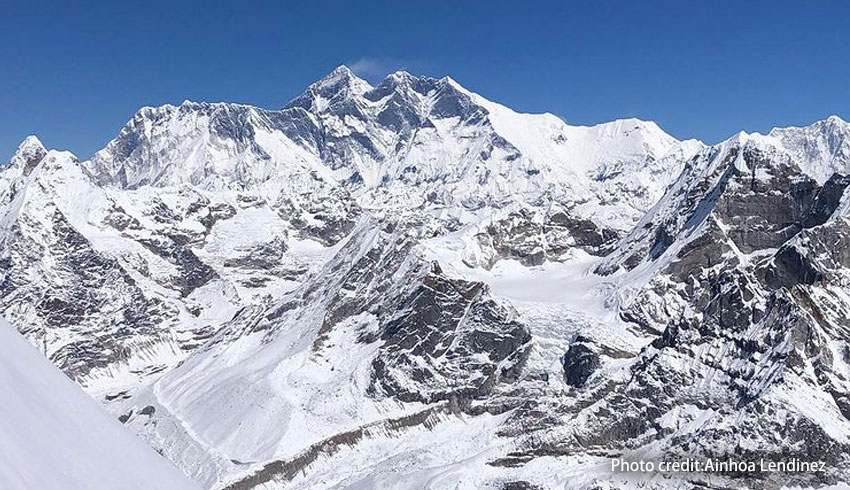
[0,318,201,490]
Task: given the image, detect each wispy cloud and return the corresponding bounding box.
[347,57,415,83]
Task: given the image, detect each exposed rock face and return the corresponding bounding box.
[371,261,532,403]
[115,217,535,487]
[803,173,850,228]
[529,132,850,489]
[561,337,599,388]
[0,153,176,383]
[135,234,217,296]
[468,204,622,269]
[10,135,47,176]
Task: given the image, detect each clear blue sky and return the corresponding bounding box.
[2,1,849,160]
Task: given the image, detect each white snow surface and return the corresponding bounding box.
[0,317,201,490]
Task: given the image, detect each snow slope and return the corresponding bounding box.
[0,317,201,490]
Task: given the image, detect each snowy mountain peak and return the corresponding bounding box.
[285,65,372,112]
[582,117,678,151]
[384,69,415,82]
[325,64,358,80]
[314,64,371,91]
[15,134,45,154]
[825,114,848,125]
[769,115,850,183]
[9,135,47,175]
[770,114,850,136]
[379,70,436,91]
[77,67,698,236]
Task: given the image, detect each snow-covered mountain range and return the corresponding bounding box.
[2,66,850,490]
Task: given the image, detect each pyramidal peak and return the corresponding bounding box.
[285,65,373,111]
[313,64,371,91]
[326,64,357,79]
[7,135,48,175]
[17,134,45,151]
[12,135,46,160]
[825,114,848,125]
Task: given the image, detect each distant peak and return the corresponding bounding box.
[9,134,47,175]
[819,115,850,132]
[373,70,432,93]
[440,75,466,91]
[380,71,471,93]
[370,71,479,103]
[17,135,45,153]
[385,70,415,82]
[807,114,848,131]
[769,115,850,137]
[328,64,354,78]
[730,130,753,143]
[804,115,850,136]
[314,64,371,91]
[285,65,372,111]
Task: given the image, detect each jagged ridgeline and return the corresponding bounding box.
[2,66,850,489]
